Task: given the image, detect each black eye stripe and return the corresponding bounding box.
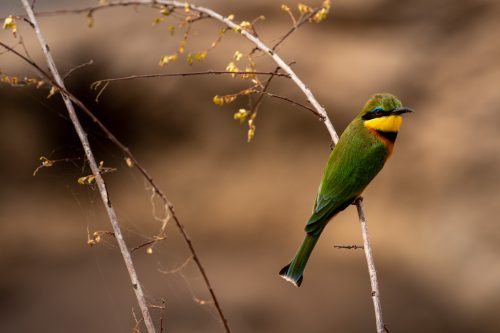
[362,109,391,120]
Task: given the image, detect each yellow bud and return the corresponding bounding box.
[160,7,170,16]
[152,17,164,25]
[167,25,175,35]
[178,40,186,54]
[87,13,94,28]
[146,247,153,254]
[233,51,243,61]
[213,95,224,106]
[247,125,255,142]
[47,86,59,98]
[298,3,313,14]
[226,62,239,78]
[233,109,249,123]
[227,14,235,21]
[281,4,290,11]
[125,157,134,168]
[195,51,207,61]
[159,54,178,66]
[186,53,194,65]
[240,21,252,30]
[3,15,17,37]
[313,8,329,23]
[223,95,237,104]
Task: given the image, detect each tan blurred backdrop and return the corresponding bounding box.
[1,0,500,332]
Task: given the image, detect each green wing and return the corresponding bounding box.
[305,123,388,236]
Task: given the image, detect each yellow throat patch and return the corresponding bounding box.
[364,115,403,133]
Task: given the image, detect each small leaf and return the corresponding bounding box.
[47,86,59,98]
[159,54,178,66]
[178,40,186,54]
[152,17,165,25]
[247,119,256,142]
[226,62,239,78]
[78,175,96,185]
[86,12,94,28]
[167,25,175,35]
[233,109,249,123]
[312,8,329,23]
[240,21,252,30]
[281,4,290,11]
[186,53,194,65]
[223,95,237,104]
[195,51,207,61]
[160,7,171,16]
[298,3,313,14]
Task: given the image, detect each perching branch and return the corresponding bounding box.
[355,198,386,333]
[19,1,157,332]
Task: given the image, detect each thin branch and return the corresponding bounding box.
[333,244,364,250]
[131,236,167,253]
[93,70,290,84]
[19,2,157,333]
[271,7,321,52]
[63,59,94,79]
[257,90,324,119]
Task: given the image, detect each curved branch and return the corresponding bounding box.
[19,1,157,333]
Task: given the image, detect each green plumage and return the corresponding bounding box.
[279,93,412,287]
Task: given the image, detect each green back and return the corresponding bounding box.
[305,119,389,235]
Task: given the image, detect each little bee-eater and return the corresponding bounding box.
[279,93,413,287]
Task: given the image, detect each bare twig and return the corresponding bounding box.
[93,70,290,84]
[19,1,157,332]
[271,7,321,52]
[256,90,323,119]
[63,59,94,79]
[333,244,364,250]
[131,236,167,253]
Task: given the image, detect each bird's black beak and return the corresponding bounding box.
[391,107,414,115]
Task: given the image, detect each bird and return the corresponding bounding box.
[279,93,413,287]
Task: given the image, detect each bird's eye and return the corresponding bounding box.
[371,107,384,116]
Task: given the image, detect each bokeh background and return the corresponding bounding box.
[1,0,500,332]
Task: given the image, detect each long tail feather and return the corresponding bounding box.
[279,234,320,287]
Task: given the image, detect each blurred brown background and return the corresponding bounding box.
[1,0,500,332]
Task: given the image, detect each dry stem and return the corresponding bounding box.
[19,1,157,332]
